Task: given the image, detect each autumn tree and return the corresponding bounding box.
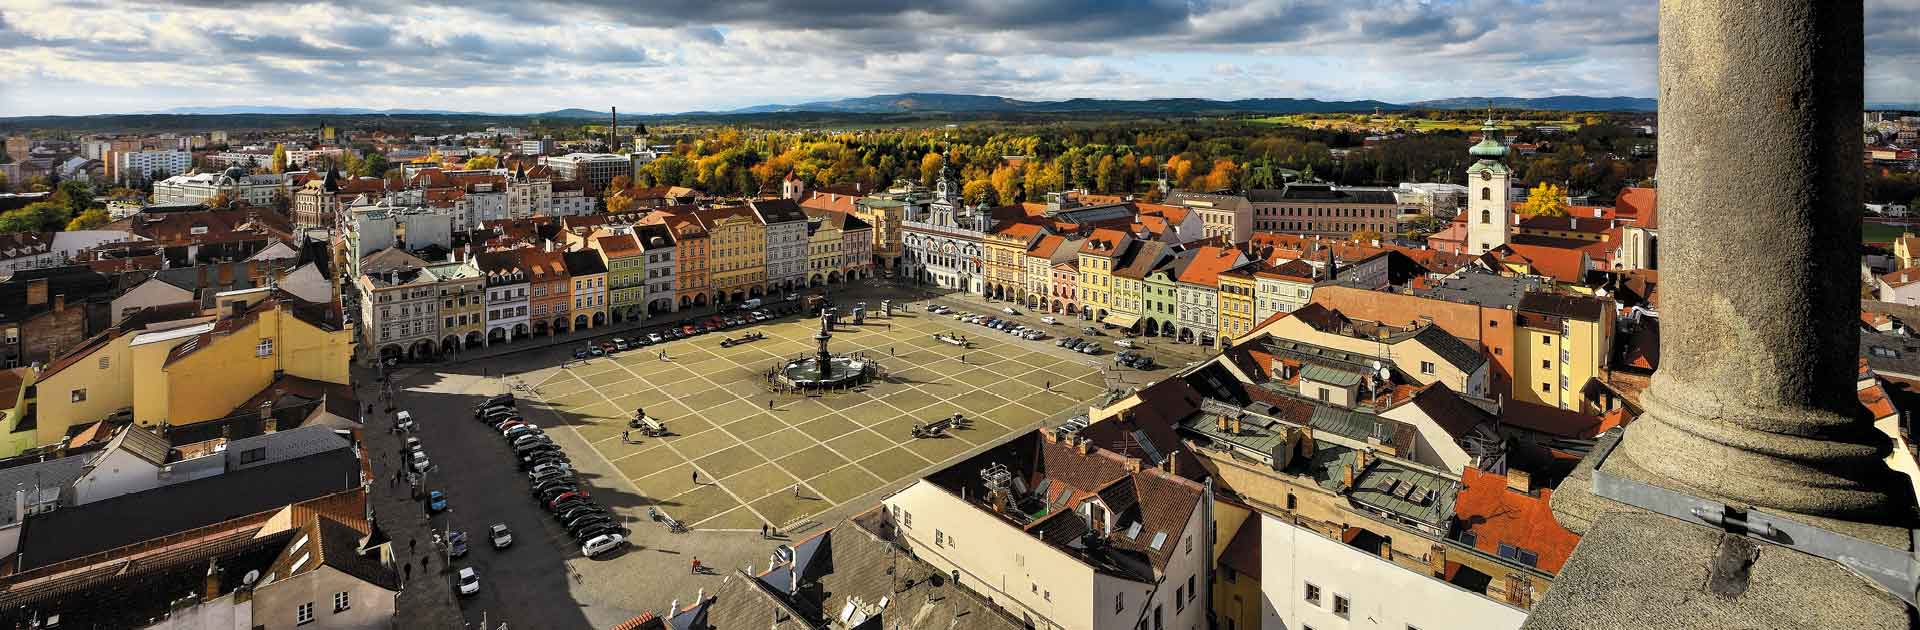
[1202,159,1238,191]
[1350,229,1385,242]
[66,208,111,231]
[605,192,636,214]
[466,155,499,170]
[962,180,997,206]
[205,191,235,209]
[919,153,945,188]
[1519,182,1569,217]
[270,144,288,174]
[609,175,632,193]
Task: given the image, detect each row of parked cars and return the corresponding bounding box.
[1054,336,1104,355]
[1112,349,1157,370]
[571,307,795,360]
[473,394,630,559]
[954,312,1049,341]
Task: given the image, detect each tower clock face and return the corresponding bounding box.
[1480,171,1492,181]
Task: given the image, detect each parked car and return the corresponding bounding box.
[528,462,572,479]
[537,484,579,501]
[647,332,664,344]
[405,437,422,452]
[1041,316,1058,325]
[410,451,432,472]
[1082,326,1101,336]
[448,531,470,558]
[1115,339,1137,349]
[581,533,627,558]
[532,478,577,495]
[556,504,607,523]
[547,490,590,509]
[1078,342,1101,355]
[574,522,629,541]
[1003,307,1020,315]
[504,425,541,440]
[520,452,569,470]
[489,524,513,549]
[1056,337,1074,347]
[514,442,561,457]
[457,567,481,596]
[549,497,592,514]
[475,403,514,420]
[427,490,449,513]
[588,346,605,357]
[511,433,550,448]
[566,514,615,534]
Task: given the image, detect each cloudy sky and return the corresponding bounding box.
[0,0,1914,116]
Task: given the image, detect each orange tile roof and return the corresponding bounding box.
[1453,467,1580,573]
[1614,187,1658,228]
[1028,234,1066,258]
[1883,269,1920,289]
[1176,246,1243,287]
[1079,228,1130,256]
[1501,237,1594,283]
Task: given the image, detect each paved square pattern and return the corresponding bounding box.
[525,310,1101,531]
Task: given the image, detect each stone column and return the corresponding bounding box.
[1614,0,1910,526]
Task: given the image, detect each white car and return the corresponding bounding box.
[582,533,627,558]
[457,567,480,595]
[409,451,431,472]
[528,462,572,479]
[404,437,422,452]
[1115,339,1137,349]
[489,524,513,549]
[1040,316,1058,325]
[1002,307,1019,315]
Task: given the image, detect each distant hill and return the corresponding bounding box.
[1407,96,1658,112]
[717,92,1407,115]
[154,105,508,116]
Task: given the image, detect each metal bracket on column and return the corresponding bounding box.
[1588,436,1920,608]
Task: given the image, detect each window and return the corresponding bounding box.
[333,591,350,612]
[903,510,912,528]
[1480,209,1490,224]
[1489,319,1499,328]
[1541,334,1551,345]
[98,356,110,370]
[239,447,266,464]
[1187,575,1196,602]
[1460,530,1478,547]
[1153,604,1163,630]
[1175,585,1185,611]
[70,389,85,403]
[1420,361,1435,375]
[297,602,314,625]
[1541,359,1551,370]
[1304,582,1322,606]
[1542,383,1552,393]
[934,530,944,546]
[1481,187,1491,201]
[1316,387,1329,401]
[1334,594,1351,618]
[1116,592,1125,614]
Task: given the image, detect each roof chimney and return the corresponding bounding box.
[1343,463,1356,490]
[1506,467,1533,493]
[1379,539,1394,561]
[1428,543,1448,578]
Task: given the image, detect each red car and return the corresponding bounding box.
[681,324,697,335]
[548,490,590,509]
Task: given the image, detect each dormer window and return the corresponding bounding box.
[1084,500,1110,535]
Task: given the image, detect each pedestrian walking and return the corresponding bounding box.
[403,562,412,581]
[1045,380,1051,391]
[691,557,702,574]
[692,470,699,485]
[793,484,802,498]
[768,399,775,410]
[409,537,416,553]
[761,523,769,539]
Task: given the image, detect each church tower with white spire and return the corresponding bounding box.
[1465,117,1512,253]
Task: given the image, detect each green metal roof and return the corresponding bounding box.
[1299,364,1363,388]
[1350,459,1460,528]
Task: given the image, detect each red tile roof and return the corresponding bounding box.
[1453,467,1580,573]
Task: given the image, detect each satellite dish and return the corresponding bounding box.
[1377,366,1392,380]
[242,570,260,586]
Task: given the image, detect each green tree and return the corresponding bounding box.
[65,208,111,231]
[355,153,390,179]
[270,144,288,174]
[54,179,92,212]
[0,202,70,233]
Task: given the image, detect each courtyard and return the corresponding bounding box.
[522,305,1112,532]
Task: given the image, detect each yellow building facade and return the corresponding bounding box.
[700,206,766,302]
[27,294,350,454]
[1076,229,1130,321]
[1510,294,1613,409]
[1216,268,1259,344]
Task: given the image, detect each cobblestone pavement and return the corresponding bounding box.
[378,285,1165,628]
[358,372,470,630]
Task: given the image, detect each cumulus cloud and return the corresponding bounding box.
[0,0,1913,116]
